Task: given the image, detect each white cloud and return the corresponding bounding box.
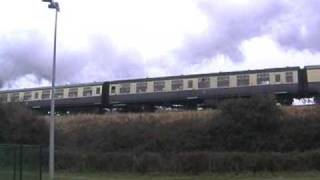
[1,74,50,90]
[170,35,320,75]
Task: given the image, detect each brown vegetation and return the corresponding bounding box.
[1,96,320,173]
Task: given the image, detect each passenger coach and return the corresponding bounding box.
[305,66,320,96]
[108,66,302,110]
[0,82,103,113]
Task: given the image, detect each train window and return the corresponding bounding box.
[188,80,193,88]
[275,74,281,83]
[111,86,116,94]
[96,87,101,94]
[83,87,93,97]
[154,81,165,92]
[68,88,78,98]
[171,79,183,91]
[55,89,64,99]
[274,74,281,83]
[11,93,20,102]
[217,76,230,87]
[286,72,293,83]
[0,93,7,103]
[120,83,130,94]
[34,92,39,99]
[23,92,32,101]
[257,73,270,85]
[198,77,210,89]
[42,90,51,99]
[237,75,249,86]
[136,82,148,93]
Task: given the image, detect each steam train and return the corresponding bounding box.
[1,65,320,113]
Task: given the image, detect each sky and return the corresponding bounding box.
[0,0,320,89]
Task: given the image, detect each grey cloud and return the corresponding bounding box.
[0,32,52,85]
[0,32,146,88]
[81,37,146,81]
[0,31,88,87]
[2,0,320,89]
[175,0,320,63]
[271,0,320,51]
[175,0,288,63]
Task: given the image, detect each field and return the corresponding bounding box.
[44,172,320,180]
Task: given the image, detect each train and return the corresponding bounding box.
[0,65,320,113]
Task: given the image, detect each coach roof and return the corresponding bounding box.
[110,66,300,84]
[0,81,104,94]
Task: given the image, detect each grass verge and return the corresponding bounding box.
[42,172,320,180]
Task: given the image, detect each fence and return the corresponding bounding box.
[0,144,42,180]
[55,150,320,173]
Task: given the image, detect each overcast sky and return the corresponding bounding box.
[0,0,320,89]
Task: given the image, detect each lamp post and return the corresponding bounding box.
[42,1,60,179]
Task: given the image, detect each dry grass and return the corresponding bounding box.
[282,105,320,120]
[57,105,320,126]
[55,106,320,131]
[56,110,219,127]
[44,172,320,180]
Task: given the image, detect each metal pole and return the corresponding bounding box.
[49,8,58,180]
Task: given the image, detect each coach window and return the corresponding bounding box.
[171,79,183,91]
[217,76,230,87]
[120,83,131,94]
[285,72,293,83]
[237,75,249,86]
[68,88,78,98]
[34,92,39,99]
[83,87,93,97]
[111,86,116,94]
[257,73,270,85]
[55,89,64,99]
[188,80,193,88]
[23,92,32,101]
[198,77,210,89]
[275,74,281,83]
[0,93,7,103]
[136,82,148,93]
[154,81,165,92]
[96,87,101,94]
[42,90,51,99]
[11,93,20,102]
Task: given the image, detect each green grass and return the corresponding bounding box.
[42,172,320,180]
[0,170,13,180]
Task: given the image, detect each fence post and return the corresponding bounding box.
[208,152,212,173]
[13,145,17,180]
[39,146,42,180]
[19,145,23,180]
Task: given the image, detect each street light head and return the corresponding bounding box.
[55,2,60,12]
[42,0,53,2]
[48,2,60,11]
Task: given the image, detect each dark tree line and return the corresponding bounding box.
[0,104,48,145]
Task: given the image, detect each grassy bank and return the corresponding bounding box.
[44,172,320,180]
[52,97,320,173]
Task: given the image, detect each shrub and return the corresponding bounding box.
[209,96,283,151]
[55,151,320,173]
